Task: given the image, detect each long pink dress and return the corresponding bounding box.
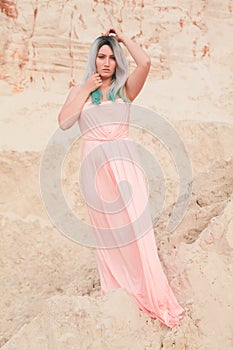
[78,98,184,328]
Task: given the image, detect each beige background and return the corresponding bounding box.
[0,1,233,349]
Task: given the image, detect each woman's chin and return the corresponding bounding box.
[100,73,113,80]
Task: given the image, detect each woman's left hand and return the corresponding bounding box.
[104,28,125,43]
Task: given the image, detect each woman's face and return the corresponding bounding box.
[95,45,116,79]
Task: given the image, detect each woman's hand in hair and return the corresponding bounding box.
[85,72,103,93]
[105,28,125,43]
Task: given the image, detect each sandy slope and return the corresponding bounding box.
[0,116,233,349]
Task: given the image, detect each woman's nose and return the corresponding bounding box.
[104,58,110,66]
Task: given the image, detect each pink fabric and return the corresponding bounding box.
[78,99,184,327]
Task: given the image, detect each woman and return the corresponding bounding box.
[58,28,184,327]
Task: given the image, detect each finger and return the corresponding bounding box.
[94,75,102,83]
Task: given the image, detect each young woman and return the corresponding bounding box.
[58,28,184,328]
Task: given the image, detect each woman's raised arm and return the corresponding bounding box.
[105,28,151,102]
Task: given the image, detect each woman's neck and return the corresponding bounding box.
[100,77,112,89]
[100,80,112,100]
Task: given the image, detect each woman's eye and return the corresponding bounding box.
[97,56,115,60]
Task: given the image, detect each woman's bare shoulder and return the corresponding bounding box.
[122,85,133,102]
